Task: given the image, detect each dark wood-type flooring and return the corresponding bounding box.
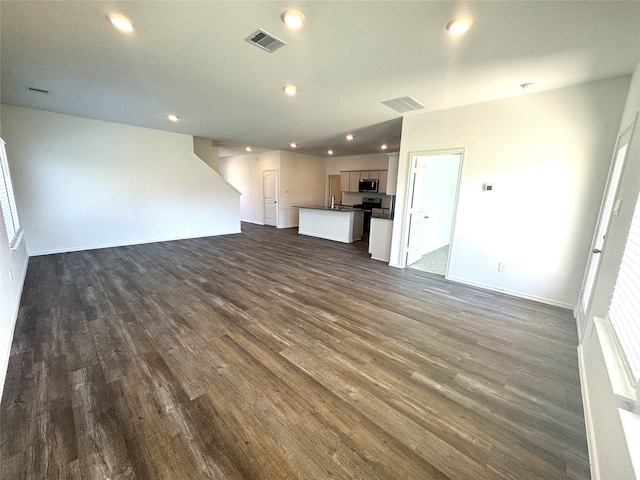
[1,223,590,479]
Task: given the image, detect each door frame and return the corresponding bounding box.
[400,148,465,275]
[574,118,636,341]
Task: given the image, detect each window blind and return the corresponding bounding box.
[608,189,640,386]
[0,139,21,246]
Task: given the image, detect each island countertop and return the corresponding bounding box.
[293,205,363,211]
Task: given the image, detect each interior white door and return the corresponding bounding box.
[263,170,278,227]
[575,121,635,340]
[407,161,431,265]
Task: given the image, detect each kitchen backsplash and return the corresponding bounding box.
[342,192,393,208]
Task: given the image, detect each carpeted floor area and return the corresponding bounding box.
[408,244,449,276]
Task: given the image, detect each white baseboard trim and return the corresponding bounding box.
[578,344,600,480]
[29,230,242,256]
[444,275,574,310]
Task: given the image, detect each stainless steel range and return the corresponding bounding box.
[354,197,382,233]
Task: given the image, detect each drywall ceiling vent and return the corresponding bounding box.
[245,29,286,53]
[381,95,426,114]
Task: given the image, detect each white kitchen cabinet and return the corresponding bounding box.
[349,172,360,192]
[340,171,350,191]
[369,217,394,262]
[340,170,388,193]
[377,170,388,193]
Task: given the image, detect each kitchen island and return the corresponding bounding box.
[294,206,364,243]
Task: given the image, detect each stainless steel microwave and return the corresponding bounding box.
[358,179,378,192]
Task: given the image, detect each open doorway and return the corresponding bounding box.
[328,175,342,206]
[405,152,462,276]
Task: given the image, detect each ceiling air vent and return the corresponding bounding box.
[381,95,426,114]
[245,29,286,53]
[27,86,51,95]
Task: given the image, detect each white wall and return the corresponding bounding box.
[578,62,640,480]
[1,105,241,255]
[220,150,326,228]
[0,118,30,402]
[193,136,220,173]
[326,153,389,175]
[391,76,630,307]
[220,151,280,225]
[279,151,326,228]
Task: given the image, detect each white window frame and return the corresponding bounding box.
[0,138,22,248]
[608,187,640,392]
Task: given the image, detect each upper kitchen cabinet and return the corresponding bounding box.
[340,171,350,191]
[378,170,388,193]
[340,170,389,193]
[340,171,364,193]
[349,172,360,192]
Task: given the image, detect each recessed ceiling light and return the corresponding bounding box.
[283,85,297,96]
[328,150,334,155]
[290,143,297,148]
[380,144,388,150]
[167,114,179,122]
[520,82,535,90]
[246,147,252,152]
[446,17,473,35]
[107,12,134,32]
[346,134,354,141]
[281,9,305,28]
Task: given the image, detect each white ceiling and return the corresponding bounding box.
[1,1,639,158]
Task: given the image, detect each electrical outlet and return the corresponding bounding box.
[498,262,508,273]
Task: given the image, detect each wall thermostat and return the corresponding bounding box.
[483,183,494,191]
